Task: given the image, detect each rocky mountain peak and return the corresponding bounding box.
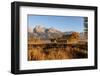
[34,25,45,33]
[29,25,65,39]
[47,27,59,33]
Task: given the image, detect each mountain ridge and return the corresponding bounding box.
[28,25,83,39]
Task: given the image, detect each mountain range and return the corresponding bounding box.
[28,25,84,39]
[28,25,64,39]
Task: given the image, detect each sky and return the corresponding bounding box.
[28,15,84,32]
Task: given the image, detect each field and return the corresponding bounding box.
[28,42,88,61]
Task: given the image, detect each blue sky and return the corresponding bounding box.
[28,15,84,32]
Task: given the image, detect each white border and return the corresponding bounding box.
[20,6,95,70]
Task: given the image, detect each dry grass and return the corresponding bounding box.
[28,45,87,61]
[28,36,88,61]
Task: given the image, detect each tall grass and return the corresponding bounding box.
[28,45,87,61]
